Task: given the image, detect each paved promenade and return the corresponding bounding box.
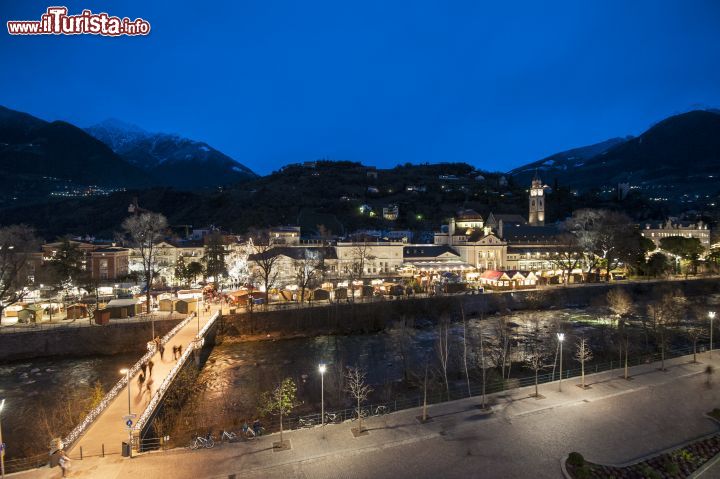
[66,309,215,458]
[15,350,720,478]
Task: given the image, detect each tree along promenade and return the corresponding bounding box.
[10,345,720,478]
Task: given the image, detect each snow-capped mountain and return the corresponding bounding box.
[86,120,256,188]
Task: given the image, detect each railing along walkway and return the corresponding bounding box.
[64,308,219,458]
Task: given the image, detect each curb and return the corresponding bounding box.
[559,455,571,479]
[690,450,720,478]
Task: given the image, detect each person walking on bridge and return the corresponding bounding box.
[141,362,147,377]
[148,359,154,377]
[159,343,165,360]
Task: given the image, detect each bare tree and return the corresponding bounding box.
[487,316,512,378]
[686,323,704,363]
[293,248,326,304]
[0,225,39,323]
[122,212,168,317]
[345,241,375,301]
[435,316,451,401]
[566,209,640,280]
[345,366,373,435]
[607,289,633,318]
[607,288,633,371]
[478,315,488,409]
[389,316,415,382]
[248,231,281,307]
[647,293,682,371]
[551,232,585,285]
[574,337,593,388]
[524,319,550,398]
[460,304,471,398]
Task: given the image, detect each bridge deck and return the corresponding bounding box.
[67,307,217,457]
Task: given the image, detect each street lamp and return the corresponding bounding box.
[319,363,326,429]
[1,398,5,479]
[710,311,717,358]
[120,369,131,415]
[557,333,565,392]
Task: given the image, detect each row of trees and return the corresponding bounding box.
[259,366,374,445]
[553,209,715,282]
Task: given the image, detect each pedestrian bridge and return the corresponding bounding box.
[63,309,221,458]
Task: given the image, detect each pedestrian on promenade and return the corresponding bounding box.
[137,372,145,390]
[58,450,71,477]
[146,377,154,395]
[252,419,262,437]
[178,344,182,357]
[148,359,154,377]
[160,344,165,360]
[141,362,147,377]
[172,345,177,360]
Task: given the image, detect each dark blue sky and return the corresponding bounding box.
[2,1,720,175]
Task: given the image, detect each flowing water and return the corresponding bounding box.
[0,352,138,461]
[8,293,719,457]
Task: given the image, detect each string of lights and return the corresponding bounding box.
[134,311,219,433]
[61,312,199,450]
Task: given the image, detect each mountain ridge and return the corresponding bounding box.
[85,119,257,188]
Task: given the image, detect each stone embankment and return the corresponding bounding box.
[223,278,719,339]
[0,318,182,361]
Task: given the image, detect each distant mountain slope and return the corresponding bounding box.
[509,110,720,194]
[0,106,150,188]
[509,137,628,185]
[86,120,257,189]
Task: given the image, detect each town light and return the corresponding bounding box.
[319,363,327,430]
[710,312,716,358]
[0,398,4,479]
[557,333,565,392]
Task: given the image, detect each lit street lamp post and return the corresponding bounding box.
[557,333,565,392]
[710,311,717,358]
[1,398,6,479]
[319,363,326,430]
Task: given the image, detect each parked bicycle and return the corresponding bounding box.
[298,417,316,428]
[324,412,341,424]
[220,430,237,443]
[373,405,388,416]
[188,433,215,450]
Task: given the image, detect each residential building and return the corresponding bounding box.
[90,247,130,280]
[641,219,712,248]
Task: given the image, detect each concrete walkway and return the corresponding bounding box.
[15,350,720,478]
[66,308,216,458]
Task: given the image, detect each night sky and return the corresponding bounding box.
[2,1,720,174]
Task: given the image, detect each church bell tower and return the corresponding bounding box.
[528,173,545,226]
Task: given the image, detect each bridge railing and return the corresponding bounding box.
[61,311,199,450]
[134,311,220,434]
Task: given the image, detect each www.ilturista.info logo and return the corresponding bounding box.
[7,7,151,36]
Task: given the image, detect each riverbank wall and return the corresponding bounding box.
[223,278,720,338]
[0,318,183,362]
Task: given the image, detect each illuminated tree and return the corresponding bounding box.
[345,366,373,435]
[226,239,253,288]
[0,225,39,323]
[525,319,551,397]
[574,337,593,388]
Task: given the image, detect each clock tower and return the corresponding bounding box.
[528,173,545,226]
